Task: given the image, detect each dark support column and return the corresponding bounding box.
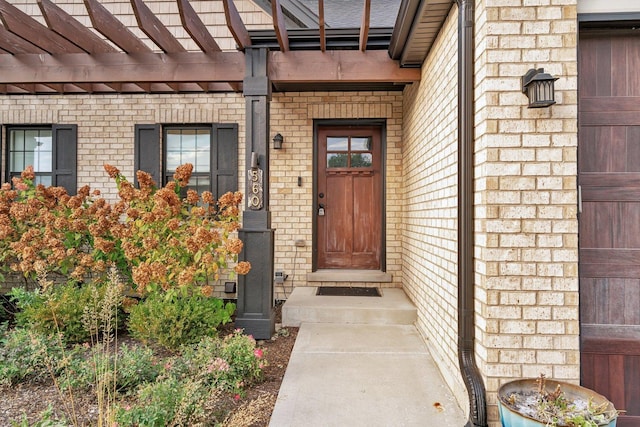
[235,47,276,340]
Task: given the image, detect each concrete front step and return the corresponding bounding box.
[282,287,417,327]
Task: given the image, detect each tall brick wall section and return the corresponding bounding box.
[473,1,580,424]
[401,8,469,408]
[403,1,580,423]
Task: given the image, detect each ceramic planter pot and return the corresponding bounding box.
[498,378,618,427]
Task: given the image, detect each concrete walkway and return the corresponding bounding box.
[269,288,467,426]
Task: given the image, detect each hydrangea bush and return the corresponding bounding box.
[0,164,250,293]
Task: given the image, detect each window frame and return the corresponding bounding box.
[3,124,77,195]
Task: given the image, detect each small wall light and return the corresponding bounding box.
[273,133,283,149]
[224,281,236,293]
[521,68,558,108]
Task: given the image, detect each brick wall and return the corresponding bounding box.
[402,1,580,423]
[401,8,468,407]
[473,0,579,424]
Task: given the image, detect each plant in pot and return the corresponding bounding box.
[498,374,619,427]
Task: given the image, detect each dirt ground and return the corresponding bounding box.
[0,305,298,427]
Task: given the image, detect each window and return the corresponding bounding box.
[4,125,77,194]
[165,127,212,195]
[8,128,53,186]
[134,124,238,199]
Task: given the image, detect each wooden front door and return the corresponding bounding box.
[578,29,640,426]
[316,125,382,269]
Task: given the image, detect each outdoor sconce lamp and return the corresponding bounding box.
[521,68,558,108]
[273,133,283,150]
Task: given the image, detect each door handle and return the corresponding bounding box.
[318,203,325,216]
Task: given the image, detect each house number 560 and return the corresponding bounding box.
[247,168,263,210]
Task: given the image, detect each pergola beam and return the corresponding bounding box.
[0,50,417,90]
[222,0,251,51]
[269,50,420,84]
[84,0,152,54]
[38,0,116,54]
[271,0,289,52]
[0,0,83,54]
[130,0,186,53]
[0,52,246,85]
[177,0,221,53]
[0,23,46,54]
[319,0,326,52]
[359,0,371,52]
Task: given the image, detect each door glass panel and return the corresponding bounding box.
[327,153,348,168]
[327,137,348,151]
[351,153,372,167]
[351,137,372,151]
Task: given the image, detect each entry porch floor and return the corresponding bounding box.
[269,287,467,426]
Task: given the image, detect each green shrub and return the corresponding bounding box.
[59,343,161,393]
[127,286,235,349]
[165,331,264,395]
[0,326,69,386]
[115,377,208,427]
[115,332,265,426]
[9,281,122,344]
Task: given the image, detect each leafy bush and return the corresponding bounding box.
[127,286,235,349]
[168,330,265,395]
[9,280,122,344]
[0,164,250,293]
[116,332,265,426]
[0,326,70,386]
[115,377,209,427]
[59,343,161,393]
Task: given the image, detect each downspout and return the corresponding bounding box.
[456,0,487,426]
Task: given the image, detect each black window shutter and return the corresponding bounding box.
[134,124,161,188]
[52,124,77,195]
[211,124,238,199]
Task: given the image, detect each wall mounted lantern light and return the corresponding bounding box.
[272,133,283,149]
[521,68,558,108]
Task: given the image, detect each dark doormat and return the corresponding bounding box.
[316,286,381,297]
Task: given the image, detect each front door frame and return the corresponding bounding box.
[312,118,387,272]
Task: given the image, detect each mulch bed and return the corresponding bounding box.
[0,304,298,427]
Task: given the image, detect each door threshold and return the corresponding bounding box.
[307,269,392,283]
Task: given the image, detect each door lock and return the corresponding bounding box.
[318,203,325,216]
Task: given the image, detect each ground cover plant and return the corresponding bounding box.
[0,164,297,425]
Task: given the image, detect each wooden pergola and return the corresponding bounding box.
[0,0,426,94]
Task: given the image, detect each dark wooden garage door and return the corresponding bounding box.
[578,29,640,426]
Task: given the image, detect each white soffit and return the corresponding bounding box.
[578,0,640,14]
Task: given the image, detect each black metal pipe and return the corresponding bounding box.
[456,0,487,426]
